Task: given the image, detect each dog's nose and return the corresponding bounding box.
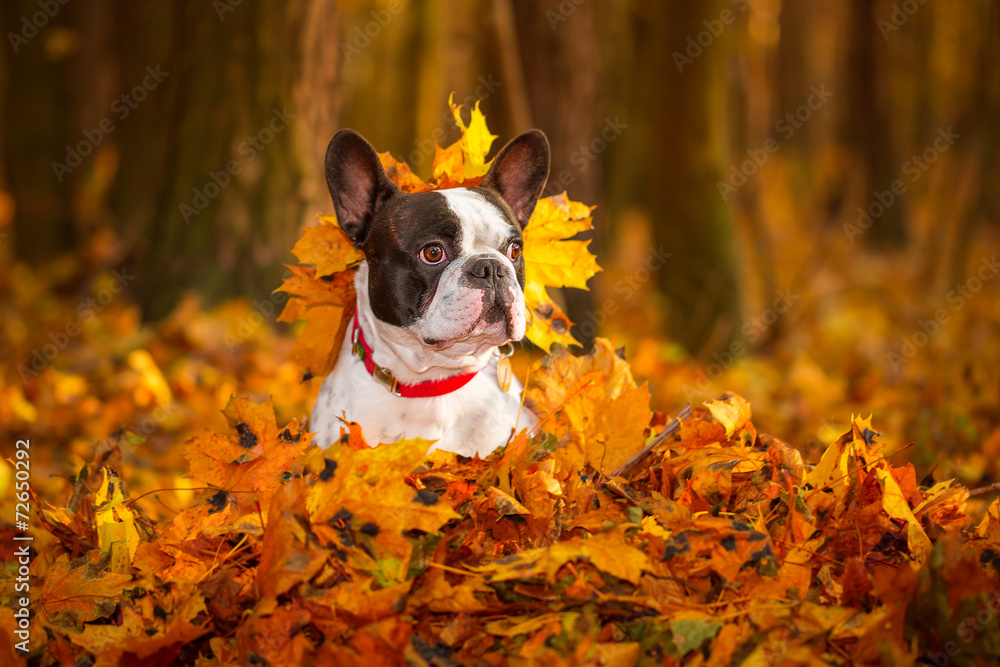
[468,256,507,285]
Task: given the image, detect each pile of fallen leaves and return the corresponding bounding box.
[7,364,1000,665]
[4,100,1000,666]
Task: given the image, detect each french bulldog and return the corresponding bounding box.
[309,128,549,457]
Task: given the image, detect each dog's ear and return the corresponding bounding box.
[325,129,400,247]
[480,129,550,228]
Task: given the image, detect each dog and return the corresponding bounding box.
[309,128,549,457]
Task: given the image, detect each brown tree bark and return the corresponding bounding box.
[510,0,602,348]
[1,0,81,260]
[112,0,341,320]
[610,0,741,355]
[2,1,340,319]
[845,0,908,248]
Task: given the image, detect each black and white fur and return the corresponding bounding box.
[310,128,549,457]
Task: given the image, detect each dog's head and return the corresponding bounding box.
[325,128,549,354]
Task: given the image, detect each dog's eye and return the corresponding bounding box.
[506,241,522,261]
[419,243,446,265]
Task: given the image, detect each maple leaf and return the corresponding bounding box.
[275,219,359,377]
[973,498,1000,544]
[71,582,212,662]
[432,93,498,183]
[93,466,139,573]
[306,437,458,563]
[526,338,652,474]
[235,602,316,665]
[291,221,363,277]
[804,422,858,517]
[185,395,312,512]
[378,151,429,193]
[256,479,327,601]
[521,194,601,350]
[523,195,599,289]
[876,467,932,565]
[36,552,133,631]
[704,392,752,438]
[479,526,652,584]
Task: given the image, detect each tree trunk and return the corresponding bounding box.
[614,0,741,355]
[1,0,80,260]
[510,0,601,349]
[845,0,907,248]
[110,0,340,320]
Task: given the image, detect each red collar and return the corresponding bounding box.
[351,311,480,398]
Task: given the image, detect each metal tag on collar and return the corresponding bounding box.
[497,342,514,393]
[351,323,365,360]
[373,364,401,396]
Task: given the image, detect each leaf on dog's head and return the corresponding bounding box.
[276,216,358,377]
[379,152,429,193]
[522,193,601,351]
[291,221,363,277]
[277,98,600,373]
[447,94,497,180]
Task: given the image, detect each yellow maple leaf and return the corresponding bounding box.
[276,220,358,377]
[431,141,466,188]
[94,466,140,573]
[478,526,651,584]
[291,219,363,277]
[523,281,576,351]
[522,193,601,351]
[524,195,598,287]
[804,426,855,518]
[704,393,752,438]
[973,498,1000,544]
[448,93,497,180]
[875,467,932,565]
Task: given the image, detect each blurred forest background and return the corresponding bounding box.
[1,0,998,480]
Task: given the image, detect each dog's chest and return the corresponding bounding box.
[310,333,531,457]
